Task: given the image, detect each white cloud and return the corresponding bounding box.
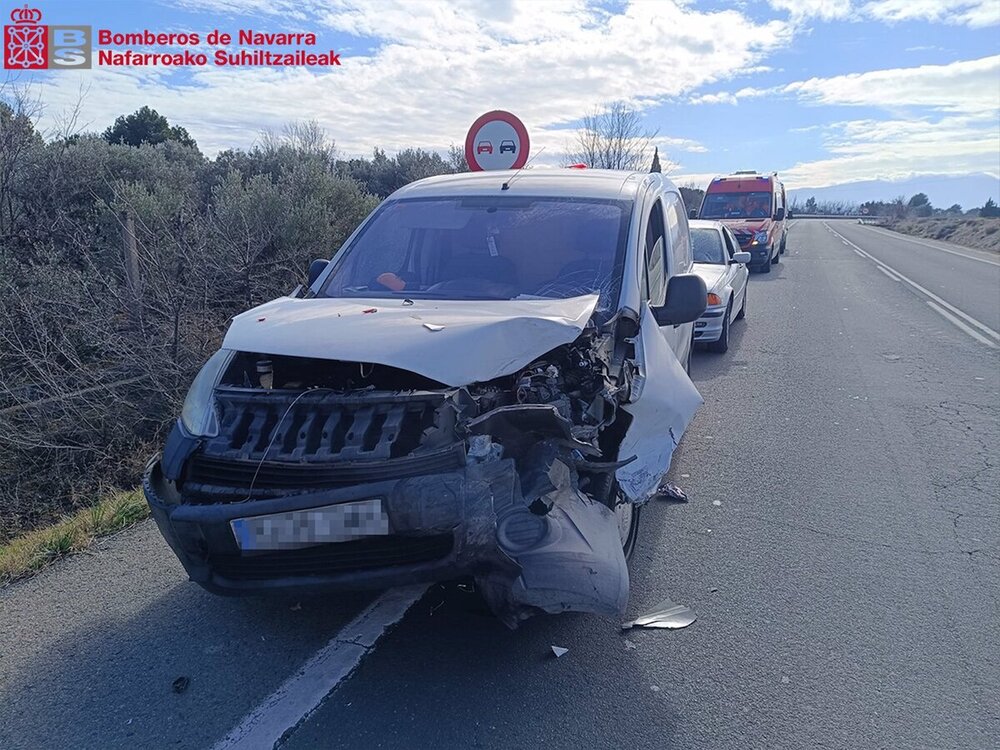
[31,1,792,158]
[863,0,1000,28]
[768,0,1000,27]
[781,113,1000,186]
[767,1,852,22]
[783,55,1000,113]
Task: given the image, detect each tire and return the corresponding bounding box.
[760,258,772,274]
[780,236,786,255]
[707,301,731,353]
[686,336,693,375]
[771,244,779,264]
[735,286,747,320]
[592,474,640,560]
[615,500,641,561]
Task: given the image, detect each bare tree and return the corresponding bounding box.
[566,102,659,171]
[258,120,338,163]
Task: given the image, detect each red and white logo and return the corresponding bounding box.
[4,5,47,69]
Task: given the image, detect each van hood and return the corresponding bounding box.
[222,294,600,387]
[721,218,771,232]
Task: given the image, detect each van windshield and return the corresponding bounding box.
[701,191,772,219]
[319,196,632,314]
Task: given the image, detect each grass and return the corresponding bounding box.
[0,489,149,586]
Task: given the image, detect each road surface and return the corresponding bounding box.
[2,221,998,750]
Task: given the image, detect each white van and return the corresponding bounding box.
[144,169,707,627]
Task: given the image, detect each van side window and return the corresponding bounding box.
[643,200,667,306]
[664,192,691,273]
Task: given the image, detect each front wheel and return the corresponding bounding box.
[735,286,747,320]
[707,301,731,353]
[771,244,779,264]
[615,500,641,560]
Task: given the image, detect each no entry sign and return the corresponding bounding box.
[464,110,530,171]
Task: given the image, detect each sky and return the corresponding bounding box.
[9,0,1000,192]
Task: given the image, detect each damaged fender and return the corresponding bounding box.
[616,304,703,503]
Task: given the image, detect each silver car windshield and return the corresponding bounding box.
[319,196,632,314]
[691,228,727,265]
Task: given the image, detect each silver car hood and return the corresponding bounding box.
[222,294,599,387]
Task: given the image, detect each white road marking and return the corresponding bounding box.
[213,585,428,750]
[876,266,900,282]
[926,301,998,349]
[825,223,1000,347]
[861,225,1000,267]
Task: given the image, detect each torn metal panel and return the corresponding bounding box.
[616,304,703,503]
[222,294,600,387]
[621,597,697,630]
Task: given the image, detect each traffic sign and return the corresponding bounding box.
[464,110,529,171]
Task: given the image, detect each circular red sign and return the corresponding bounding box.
[464,110,530,172]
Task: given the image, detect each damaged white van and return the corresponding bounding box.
[144,169,706,627]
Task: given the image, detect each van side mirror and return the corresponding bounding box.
[774,207,785,221]
[688,208,697,219]
[652,274,707,326]
[308,259,329,286]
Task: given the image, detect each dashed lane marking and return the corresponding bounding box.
[825,223,998,349]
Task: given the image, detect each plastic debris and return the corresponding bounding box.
[290,602,302,611]
[712,500,722,506]
[423,323,445,332]
[621,597,697,631]
[362,308,377,314]
[650,685,660,692]
[551,645,569,658]
[623,639,638,650]
[656,482,688,502]
[171,676,190,694]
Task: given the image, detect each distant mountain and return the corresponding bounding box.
[788,173,999,211]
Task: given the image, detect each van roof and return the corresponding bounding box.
[391,168,677,201]
[706,173,776,192]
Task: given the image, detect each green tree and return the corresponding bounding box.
[907,192,932,217]
[804,196,817,213]
[103,106,197,149]
[980,197,999,218]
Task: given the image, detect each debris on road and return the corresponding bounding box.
[656,482,688,502]
[171,676,190,694]
[551,645,569,658]
[621,597,697,631]
[712,500,722,506]
[290,602,302,611]
[623,639,638,650]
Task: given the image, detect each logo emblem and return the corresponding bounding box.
[4,5,47,69]
[3,6,91,69]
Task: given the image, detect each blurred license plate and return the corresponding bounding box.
[231,498,389,551]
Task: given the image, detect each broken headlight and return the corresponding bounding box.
[180,349,233,437]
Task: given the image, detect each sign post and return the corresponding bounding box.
[464,110,529,171]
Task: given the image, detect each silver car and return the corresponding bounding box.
[689,219,750,353]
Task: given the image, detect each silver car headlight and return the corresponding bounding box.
[180,349,233,437]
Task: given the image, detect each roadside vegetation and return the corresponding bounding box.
[884,216,1000,254]
[0,489,147,584]
[0,90,462,545]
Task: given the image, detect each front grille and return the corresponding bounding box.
[208,388,451,463]
[186,444,464,498]
[731,229,753,247]
[210,534,453,580]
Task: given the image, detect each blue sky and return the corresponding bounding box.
[13,0,1000,192]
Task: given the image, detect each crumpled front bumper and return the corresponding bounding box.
[143,450,628,628]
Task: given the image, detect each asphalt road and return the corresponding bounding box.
[2,221,998,750]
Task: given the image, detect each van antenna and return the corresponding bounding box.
[501,146,546,191]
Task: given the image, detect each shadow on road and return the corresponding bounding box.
[1,577,374,750]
